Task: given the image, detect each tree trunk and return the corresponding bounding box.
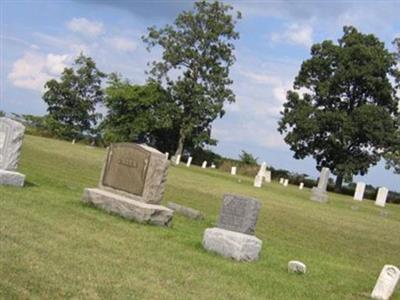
[174,128,185,157]
[334,174,343,192]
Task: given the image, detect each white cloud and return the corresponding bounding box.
[8,52,69,92]
[271,23,313,48]
[105,37,137,52]
[66,17,104,37]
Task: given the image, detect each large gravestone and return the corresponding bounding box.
[203,194,262,261]
[82,143,173,226]
[310,167,330,203]
[0,117,26,187]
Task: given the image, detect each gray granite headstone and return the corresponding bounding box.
[311,167,330,203]
[217,194,261,235]
[0,117,25,171]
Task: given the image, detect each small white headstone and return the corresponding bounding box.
[231,166,237,175]
[283,179,289,187]
[186,156,193,167]
[175,154,181,165]
[165,152,169,159]
[211,163,216,169]
[354,182,366,201]
[371,265,400,300]
[279,178,284,184]
[288,260,306,274]
[299,182,304,190]
[375,187,388,207]
[72,139,76,144]
[264,170,271,183]
[254,175,263,188]
[201,161,207,168]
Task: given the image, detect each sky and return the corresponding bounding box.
[1,0,400,190]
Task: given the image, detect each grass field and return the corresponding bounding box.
[1,135,399,299]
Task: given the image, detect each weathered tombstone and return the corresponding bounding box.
[354,182,366,201]
[81,143,173,226]
[231,166,237,175]
[211,163,216,169]
[0,117,26,187]
[186,156,192,167]
[175,154,181,165]
[299,182,304,190]
[165,152,169,159]
[201,161,207,168]
[283,179,289,187]
[371,265,400,300]
[279,178,284,184]
[310,167,330,203]
[254,175,262,188]
[203,194,262,261]
[264,170,271,183]
[375,187,388,207]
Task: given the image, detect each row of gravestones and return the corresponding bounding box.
[1,117,399,299]
[168,153,217,169]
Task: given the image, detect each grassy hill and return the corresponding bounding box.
[1,135,399,299]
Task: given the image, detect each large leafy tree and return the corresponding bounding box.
[43,54,106,140]
[142,0,241,157]
[278,26,399,191]
[384,37,400,173]
[101,74,176,145]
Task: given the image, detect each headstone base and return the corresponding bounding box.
[0,170,25,187]
[202,227,262,261]
[310,187,328,203]
[82,188,173,227]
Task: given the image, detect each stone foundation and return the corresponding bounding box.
[202,227,262,261]
[0,170,25,187]
[310,187,328,203]
[82,188,173,227]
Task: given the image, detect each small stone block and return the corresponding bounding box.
[288,260,307,274]
[167,202,204,220]
[202,227,262,261]
[82,188,173,226]
[0,170,25,187]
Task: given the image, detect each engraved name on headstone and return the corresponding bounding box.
[371,265,400,300]
[217,194,261,235]
[99,143,168,204]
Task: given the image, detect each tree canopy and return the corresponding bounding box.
[101,74,176,145]
[142,0,241,156]
[278,26,400,190]
[43,54,106,140]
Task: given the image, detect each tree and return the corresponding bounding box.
[239,150,258,166]
[43,54,106,140]
[142,0,241,157]
[0,111,5,117]
[383,37,400,173]
[278,26,399,191]
[101,74,175,145]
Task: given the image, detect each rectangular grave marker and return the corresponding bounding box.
[354,182,365,201]
[218,194,261,235]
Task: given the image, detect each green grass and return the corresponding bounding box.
[1,135,399,300]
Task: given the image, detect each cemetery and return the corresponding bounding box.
[2,0,400,299]
[1,134,399,299]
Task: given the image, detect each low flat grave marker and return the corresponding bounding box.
[82,143,173,226]
[203,194,262,261]
[0,117,26,187]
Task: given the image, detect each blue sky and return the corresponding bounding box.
[1,0,400,190]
